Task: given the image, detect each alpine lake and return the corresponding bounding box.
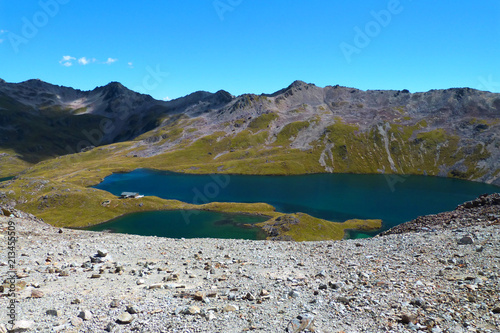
[88,169,499,240]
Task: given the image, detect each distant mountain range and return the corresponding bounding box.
[1,78,499,185]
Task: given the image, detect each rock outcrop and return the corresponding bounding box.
[379,193,500,235]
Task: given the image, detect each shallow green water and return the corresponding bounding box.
[85,210,268,240]
[94,169,499,238]
[0,176,14,182]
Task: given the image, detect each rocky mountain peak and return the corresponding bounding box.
[288,80,310,89]
[214,90,233,103]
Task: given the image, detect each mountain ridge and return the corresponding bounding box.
[1,78,499,185]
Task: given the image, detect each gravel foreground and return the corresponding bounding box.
[0,195,499,333]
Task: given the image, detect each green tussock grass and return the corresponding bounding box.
[0,150,32,177]
[257,213,382,241]
[275,121,310,146]
[247,113,278,131]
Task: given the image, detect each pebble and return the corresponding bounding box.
[116,312,134,324]
[223,304,238,312]
[126,305,138,314]
[9,321,33,332]
[70,317,83,327]
[184,305,201,315]
[78,310,93,321]
[46,309,62,317]
[109,299,120,308]
[458,236,474,245]
[97,249,109,257]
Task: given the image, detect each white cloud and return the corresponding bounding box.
[0,30,6,34]
[78,57,96,65]
[59,55,117,67]
[59,55,76,67]
[104,58,118,65]
[127,62,133,68]
[163,96,171,101]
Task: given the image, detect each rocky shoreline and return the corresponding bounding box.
[380,193,500,236]
[0,195,499,332]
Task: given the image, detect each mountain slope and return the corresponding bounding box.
[1,79,500,186]
[0,79,229,168]
[127,80,500,185]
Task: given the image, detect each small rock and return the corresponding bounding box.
[105,321,116,332]
[184,305,201,315]
[110,299,120,308]
[78,310,93,321]
[126,305,138,314]
[457,236,474,245]
[31,290,44,298]
[245,292,256,301]
[9,320,33,332]
[318,284,328,290]
[116,312,134,324]
[148,283,163,289]
[71,317,83,327]
[315,270,327,278]
[492,306,500,314]
[97,249,109,257]
[223,304,238,312]
[410,297,426,307]
[206,311,216,321]
[286,313,315,333]
[46,309,62,317]
[337,296,350,305]
[164,283,180,289]
[71,298,81,304]
[328,281,344,290]
[90,274,101,279]
[400,313,416,324]
[193,291,206,301]
[90,256,105,263]
[288,290,300,298]
[260,289,270,296]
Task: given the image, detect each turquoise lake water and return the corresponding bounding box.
[0,176,14,182]
[86,210,268,240]
[93,169,499,238]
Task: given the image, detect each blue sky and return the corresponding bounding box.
[1,0,499,100]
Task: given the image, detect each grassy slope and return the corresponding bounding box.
[1,113,497,240]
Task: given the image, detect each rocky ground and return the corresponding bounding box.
[0,196,500,333]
